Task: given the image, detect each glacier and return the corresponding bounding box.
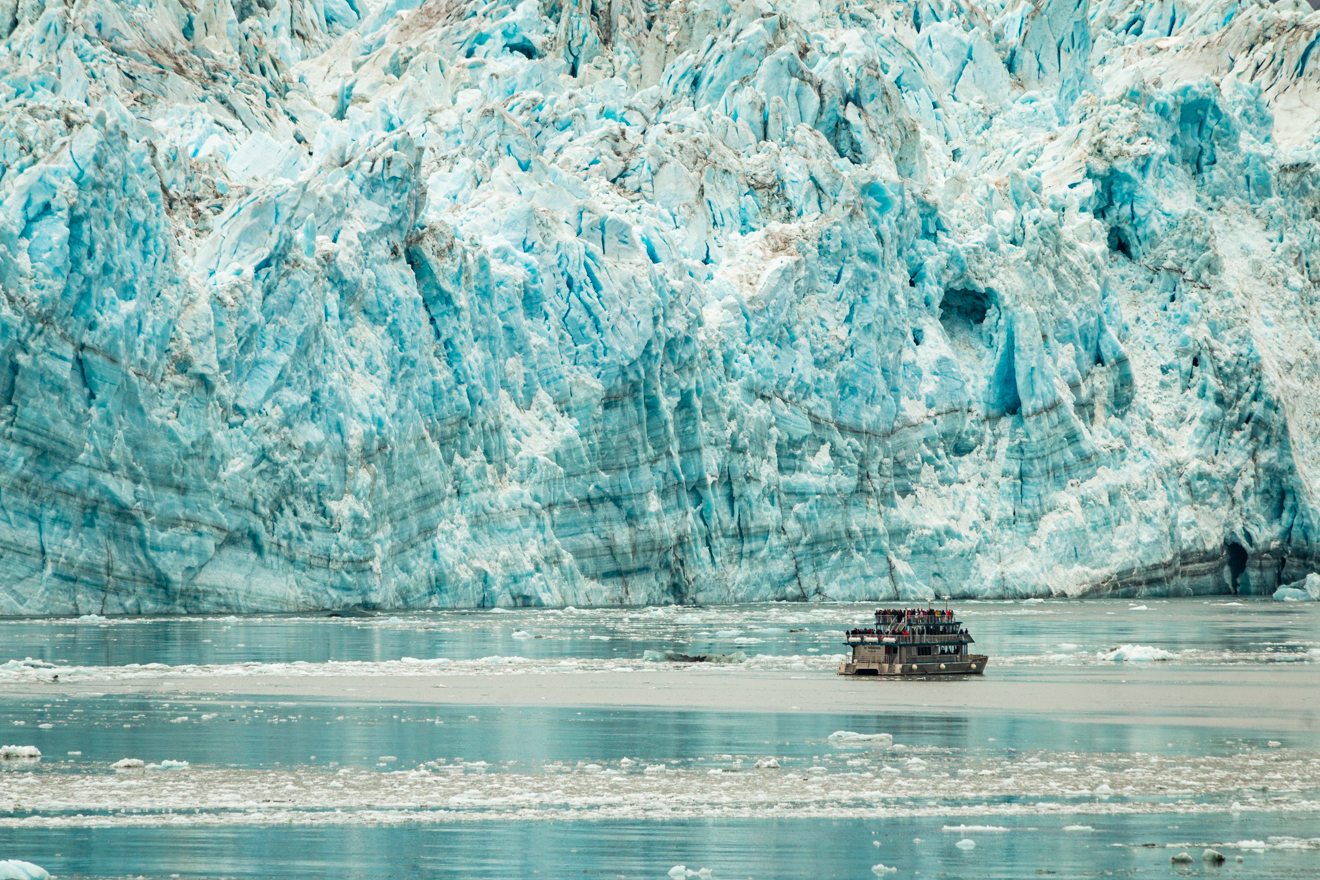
[1,0,1320,613]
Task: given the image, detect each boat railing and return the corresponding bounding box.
[845,632,970,646]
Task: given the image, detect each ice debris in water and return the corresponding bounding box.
[753,757,780,769]
[1097,645,1178,663]
[4,0,1320,613]
[0,745,40,760]
[828,731,894,747]
[1170,852,1194,864]
[112,758,146,769]
[668,868,712,879]
[871,865,898,875]
[1202,849,1226,864]
[955,840,976,851]
[0,862,50,880]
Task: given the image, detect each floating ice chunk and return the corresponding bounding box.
[668,867,686,879]
[1202,849,1226,864]
[943,825,1008,832]
[511,631,534,639]
[0,861,50,880]
[1170,852,1193,864]
[828,731,893,747]
[1273,573,1320,601]
[643,650,746,664]
[955,839,976,850]
[754,757,780,769]
[871,865,897,875]
[1267,741,1282,747]
[112,758,145,769]
[1128,605,1149,611]
[644,764,666,773]
[149,759,190,770]
[0,745,39,760]
[1095,783,1113,795]
[1063,825,1093,832]
[1097,645,1178,662]
[400,657,452,665]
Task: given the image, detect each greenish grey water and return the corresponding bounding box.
[1,599,1317,878]
[5,814,1320,879]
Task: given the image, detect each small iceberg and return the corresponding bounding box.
[0,745,40,760]
[828,731,893,747]
[643,650,746,664]
[1097,645,1178,662]
[871,865,897,875]
[1273,573,1320,602]
[0,861,50,880]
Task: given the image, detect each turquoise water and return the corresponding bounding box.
[3,599,1316,669]
[0,699,1304,770]
[5,814,1320,879]
[1,599,1317,878]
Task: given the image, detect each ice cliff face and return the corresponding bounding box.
[2,0,1320,613]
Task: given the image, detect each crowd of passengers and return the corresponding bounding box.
[874,608,957,620]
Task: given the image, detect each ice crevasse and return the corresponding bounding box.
[1,0,1320,613]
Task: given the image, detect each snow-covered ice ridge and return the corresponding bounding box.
[2,0,1320,613]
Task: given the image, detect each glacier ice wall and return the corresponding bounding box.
[2,0,1320,612]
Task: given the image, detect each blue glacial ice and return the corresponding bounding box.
[1,0,1320,613]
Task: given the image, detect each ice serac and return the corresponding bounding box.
[1,0,1320,613]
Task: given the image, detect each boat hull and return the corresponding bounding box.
[837,654,989,677]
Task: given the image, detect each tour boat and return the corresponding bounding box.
[838,607,988,676]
